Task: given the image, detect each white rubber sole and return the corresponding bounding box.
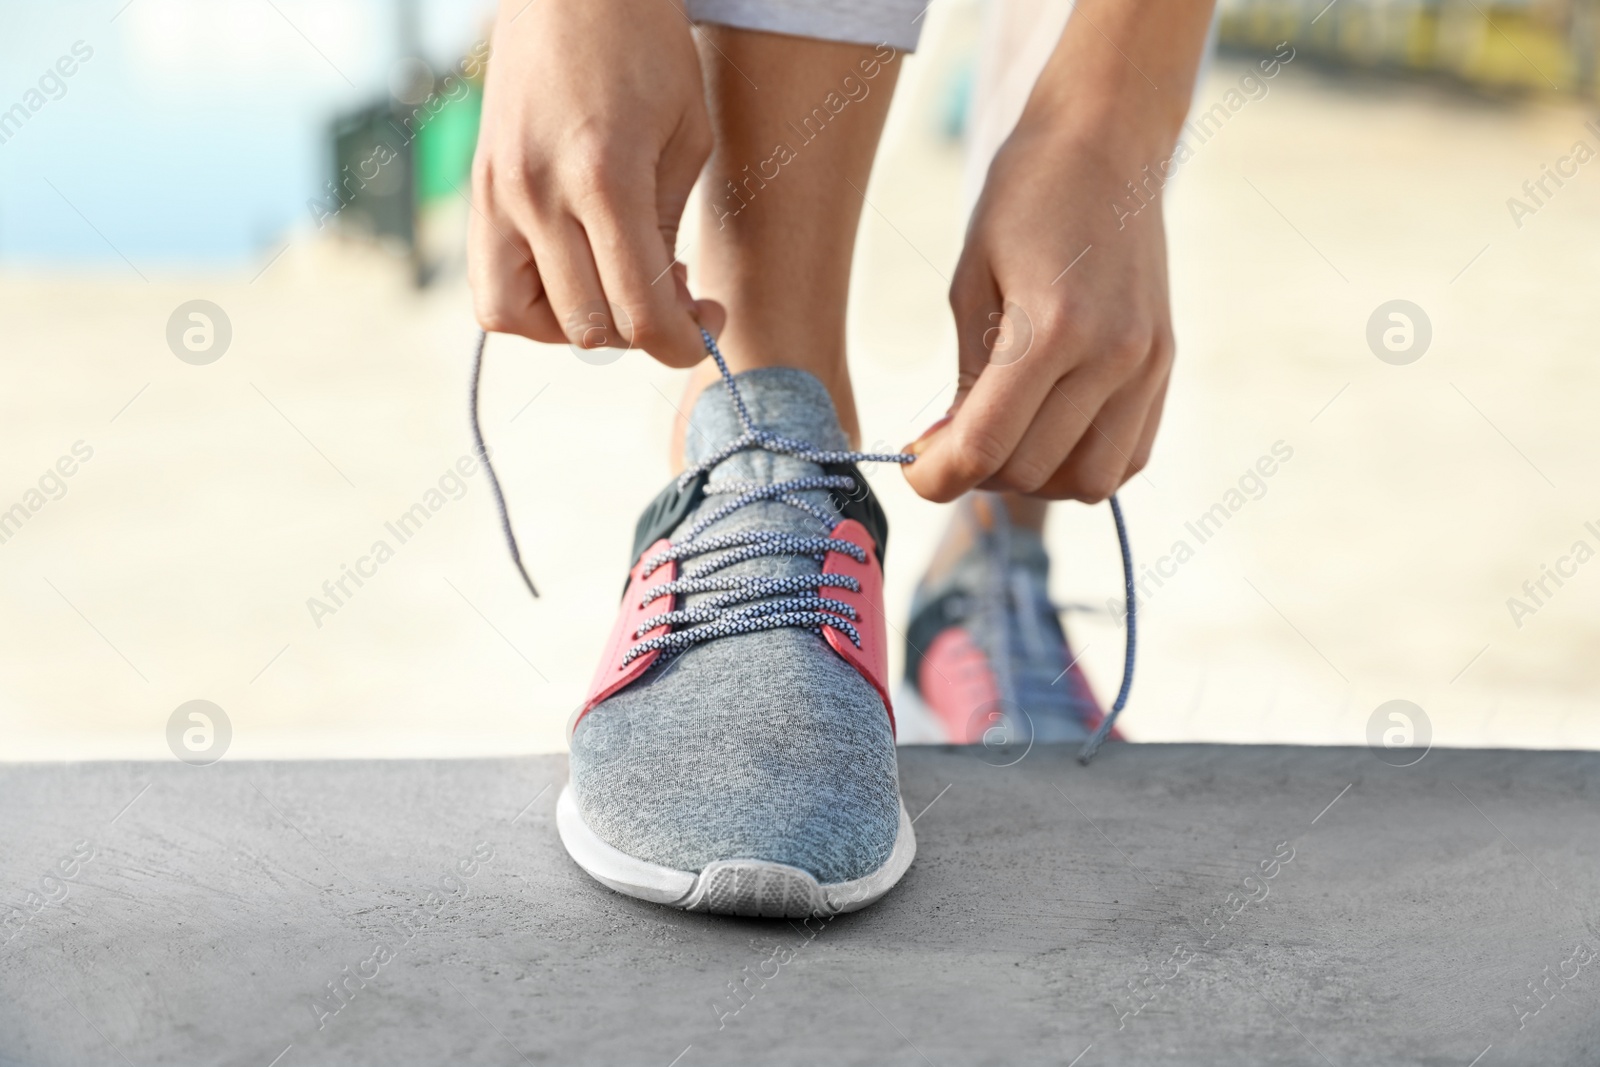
[556,784,916,918]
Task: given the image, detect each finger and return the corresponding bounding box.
[902,277,1053,503]
[984,328,1167,495]
[969,314,1154,499]
[1125,361,1171,476]
[671,262,726,342]
[582,188,709,368]
[948,269,1002,411]
[527,214,618,351]
[468,202,563,341]
[981,366,1122,494]
[1073,331,1173,493]
[1033,356,1167,501]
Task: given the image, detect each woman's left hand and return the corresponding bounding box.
[903,122,1175,503]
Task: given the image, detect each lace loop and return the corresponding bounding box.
[467,326,1137,763]
[620,330,905,664]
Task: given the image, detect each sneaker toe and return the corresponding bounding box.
[569,630,901,887]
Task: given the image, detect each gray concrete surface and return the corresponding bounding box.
[2,744,1596,1066]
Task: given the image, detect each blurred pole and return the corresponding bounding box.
[397,0,421,58]
[397,0,426,286]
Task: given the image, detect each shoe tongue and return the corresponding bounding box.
[999,523,1050,575]
[684,367,848,483]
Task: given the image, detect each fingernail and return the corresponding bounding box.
[903,415,951,456]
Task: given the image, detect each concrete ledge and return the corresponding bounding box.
[2,745,1597,1066]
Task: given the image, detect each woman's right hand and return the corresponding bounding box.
[469,0,723,366]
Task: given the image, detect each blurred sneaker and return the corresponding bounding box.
[897,493,1118,748]
[558,345,915,918]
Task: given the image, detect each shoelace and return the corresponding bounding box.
[625,328,912,664]
[468,326,1136,763]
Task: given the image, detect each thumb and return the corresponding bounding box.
[901,268,1005,501]
[671,261,725,344]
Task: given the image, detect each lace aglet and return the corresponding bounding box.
[513,560,540,599]
[1078,709,1120,764]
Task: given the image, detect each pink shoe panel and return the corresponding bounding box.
[821,519,895,735]
[576,538,676,731]
[916,626,1002,743]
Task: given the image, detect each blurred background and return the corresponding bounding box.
[2,0,1596,760]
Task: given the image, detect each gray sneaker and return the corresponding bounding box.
[897,494,1118,749]
[558,337,916,918]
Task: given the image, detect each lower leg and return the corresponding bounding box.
[673,31,1049,536]
[1000,493,1049,530]
[920,493,1046,593]
[673,29,902,461]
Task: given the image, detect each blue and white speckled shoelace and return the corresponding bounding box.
[467,326,1136,763]
[621,329,912,665]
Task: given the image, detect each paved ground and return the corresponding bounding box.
[3,744,1596,1066]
